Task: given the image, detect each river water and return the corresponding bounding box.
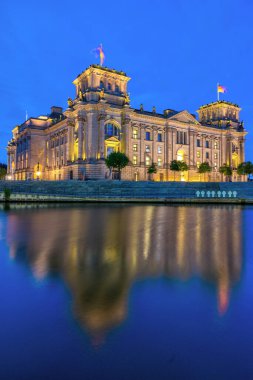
[0,203,253,380]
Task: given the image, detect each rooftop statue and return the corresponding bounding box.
[67,98,74,108]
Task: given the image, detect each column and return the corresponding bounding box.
[66,120,74,162]
[76,116,84,160]
[98,115,105,159]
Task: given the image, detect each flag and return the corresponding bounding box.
[217,84,227,93]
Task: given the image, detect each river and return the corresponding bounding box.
[0,203,252,379]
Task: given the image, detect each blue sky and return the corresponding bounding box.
[1,0,253,163]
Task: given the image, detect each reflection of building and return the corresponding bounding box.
[7,64,246,181]
[5,204,243,335]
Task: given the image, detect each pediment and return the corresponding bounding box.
[105,136,120,142]
[168,110,200,125]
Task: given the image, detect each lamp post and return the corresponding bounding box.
[36,162,41,180]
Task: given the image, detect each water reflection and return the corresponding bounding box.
[3,204,243,336]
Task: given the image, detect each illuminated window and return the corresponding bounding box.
[157,133,162,142]
[158,158,162,167]
[214,153,218,159]
[133,129,138,139]
[146,145,150,152]
[133,155,137,165]
[214,142,218,149]
[214,163,217,171]
[197,151,200,158]
[133,144,138,152]
[158,146,162,154]
[197,139,201,147]
[145,156,150,166]
[146,131,151,140]
[197,161,200,168]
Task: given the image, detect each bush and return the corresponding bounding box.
[3,188,11,201]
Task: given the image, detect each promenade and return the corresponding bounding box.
[1,181,253,204]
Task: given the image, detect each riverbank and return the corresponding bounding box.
[1,180,253,204]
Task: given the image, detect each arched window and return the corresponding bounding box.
[104,123,120,138]
[100,80,104,89]
[108,83,112,90]
[115,84,120,92]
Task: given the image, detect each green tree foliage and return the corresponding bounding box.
[0,163,7,180]
[198,162,212,181]
[147,162,157,180]
[219,164,232,181]
[147,162,157,175]
[237,161,253,176]
[170,160,189,181]
[105,151,129,180]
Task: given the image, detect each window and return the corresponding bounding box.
[206,140,209,148]
[177,131,188,145]
[108,83,111,90]
[133,129,138,139]
[214,142,218,149]
[214,163,217,171]
[104,124,119,138]
[145,156,150,166]
[146,131,151,140]
[158,158,162,167]
[197,161,200,168]
[133,144,137,152]
[100,80,104,89]
[197,139,201,147]
[214,153,218,159]
[157,133,162,142]
[197,151,200,158]
[158,146,162,154]
[145,145,150,153]
[206,152,209,159]
[115,84,120,92]
[133,155,137,165]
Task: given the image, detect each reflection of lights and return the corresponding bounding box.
[218,280,229,316]
[6,175,12,180]
[5,205,243,333]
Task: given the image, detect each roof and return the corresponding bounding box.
[76,64,127,79]
[199,100,240,109]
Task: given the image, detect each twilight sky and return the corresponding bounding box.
[1,0,253,163]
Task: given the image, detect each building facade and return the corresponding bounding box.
[7,64,247,181]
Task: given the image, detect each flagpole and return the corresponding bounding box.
[217,83,219,101]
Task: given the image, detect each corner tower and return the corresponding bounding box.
[197,101,243,130]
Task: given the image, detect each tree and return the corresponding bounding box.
[105,151,129,180]
[219,164,232,182]
[170,160,189,181]
[198,162,212,182]
[147,162,157,181]
[0,163,7,180]
[237,161,253,179]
